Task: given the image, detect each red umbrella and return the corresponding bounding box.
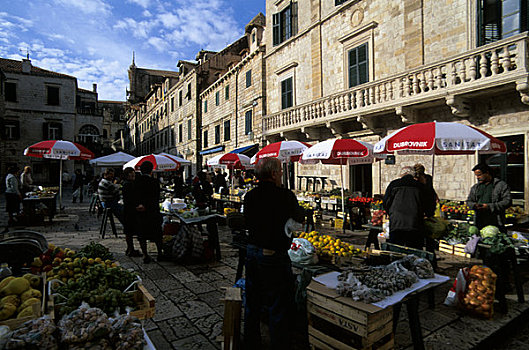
[252,140,311,164]
[207,153,251,169]
[24,140,95,209]
[123,154,181,172]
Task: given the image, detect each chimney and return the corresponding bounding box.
[21,58,32,74]
[92,83,97,93]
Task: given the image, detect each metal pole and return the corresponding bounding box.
[340,163,346,233]
[59,159,63,210]
[431,153,435,183]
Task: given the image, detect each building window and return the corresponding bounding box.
[204,130,208,148]
[335,0,347,5]
[5,82,16,102]
[47,86,60,105]
[171,97,175,112]
[187,119,192,140]
[245,110,253,135]
[178,124,183,143]
[171,128,175,145]
[281,77,293,109]
[348,43,369,88]
[224,120,230,141]
[187,83,192,99]
[43,122,62,140]
[225,85,230,100]
[273,2,298,46]
[478,0,528,46]
[179,90,183,106]
[246,70,252,88]
[204,100,208,113]
[252,32,256,43]
[78,124,99,144]
[3,120,20,140]
[215,125,220,144]
[215,91,220,106]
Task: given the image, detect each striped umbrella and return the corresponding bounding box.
[123,154,181,172]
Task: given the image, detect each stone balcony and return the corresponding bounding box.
[263,33,529,140]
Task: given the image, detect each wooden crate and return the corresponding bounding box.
[307,281,394,350]
[48,282,155,320]
[0,274,47,330]
[439,240,471,258]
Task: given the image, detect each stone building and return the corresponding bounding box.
[126,37,248,176]
[0,57,122,185]
[99,100,127,152]
[200,13,267,165]
[262,0,529,209]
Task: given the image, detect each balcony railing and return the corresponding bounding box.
[263,33,529,135]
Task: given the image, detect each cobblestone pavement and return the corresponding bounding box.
[1,191,529,350]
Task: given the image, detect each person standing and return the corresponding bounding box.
[192,171,213,209]
[173,168,184,198]
[97,168,123,223]
[232,170,244,188]
[5,166,22,226]
[72,169,85,203]
[20,166,33,195]
[122,167,142,257]
[213,168,228,194]
[134,161,166,263]
[243,158,305,349]
[383,166,435,249]
[467,163,511,231]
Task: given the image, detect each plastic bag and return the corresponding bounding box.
[444,267,468,306]
[3,315,57,350]
[288,238,318,265]
[59,303,112,344]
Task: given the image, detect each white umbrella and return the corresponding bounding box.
[123,154,181,172]
[89,152,135,167]
[158,152,191,166]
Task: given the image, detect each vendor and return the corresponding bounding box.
[243,157,305,349]
[466,163,511,231]
[20,166,33,195]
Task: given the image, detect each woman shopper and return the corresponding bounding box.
[72,169,85,203]
[20,166,33,195]
[5,165,22,226]
[122,167,142,257]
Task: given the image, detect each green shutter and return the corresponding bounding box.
[273,13,280,46]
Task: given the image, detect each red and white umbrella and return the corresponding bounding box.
[301,139,378,228]
[374,121,506,155]
[252,140,311,164]
[158,152,192,166]
[24,140,94,160]
[207,153,251,169]
[123,154,182,172]
[301,138,376,165]
[24,140,95,209]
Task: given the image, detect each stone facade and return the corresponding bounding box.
[200,13,266,165]
[262,0,529,210]
[125,37,249,176]
[99,100,127,151]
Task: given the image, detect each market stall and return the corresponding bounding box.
[21,187,59,225]
[0,236,156,349]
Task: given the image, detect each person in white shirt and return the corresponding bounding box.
[20,166,33,195]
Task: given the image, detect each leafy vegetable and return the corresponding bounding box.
[482,233,516,255]
[480,225,500,239]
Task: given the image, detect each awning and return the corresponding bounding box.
[199,145,225,155]
[230,144,258,157]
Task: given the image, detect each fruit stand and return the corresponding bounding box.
[0,236,156,349]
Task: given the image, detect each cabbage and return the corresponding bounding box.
[468,225,479,236]
[480,225,500,239]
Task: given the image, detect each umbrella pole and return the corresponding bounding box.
[431,153,435,183]
[340,163,346,234]
[59,159,63,210]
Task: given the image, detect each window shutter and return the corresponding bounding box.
[57,123,63,140]
[14,121,20,140]
[273,13,280,46]
[43,122,49,139]
[291,2,298,36]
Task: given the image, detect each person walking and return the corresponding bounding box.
[383,166,435,249]
[467,163,511,231]
[5,165,22,226]
[134,161,166,263]
[20,166,33,195]
[243,157,305,349]
[72,169,85,203]
[97,168,124,223]
[122,167,143,257]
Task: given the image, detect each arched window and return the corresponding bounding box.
[78,124,100,144]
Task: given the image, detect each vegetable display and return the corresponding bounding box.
[296,231,363,258]
[371,210,384,226]
[462,265,496,319]
[75,242,114,261]
[0,274,42,322]
[1,316,57,349]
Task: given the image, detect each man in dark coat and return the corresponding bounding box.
[134,161,165,263]
[243,158,305,349]
[383,166,435,249]
[122,167,142,257]
[192,171,213,209]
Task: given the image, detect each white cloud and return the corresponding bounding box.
[147,37,169,52]
[127,0,151,8]
[52,0,112,16]
[142,10,152,17]
[114,18,156,39]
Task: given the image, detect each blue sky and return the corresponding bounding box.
[1,0,265,100]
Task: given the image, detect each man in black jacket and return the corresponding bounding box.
[243,157,305,349]
[383,166,435,249]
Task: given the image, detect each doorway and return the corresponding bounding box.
[349,164,372,196]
